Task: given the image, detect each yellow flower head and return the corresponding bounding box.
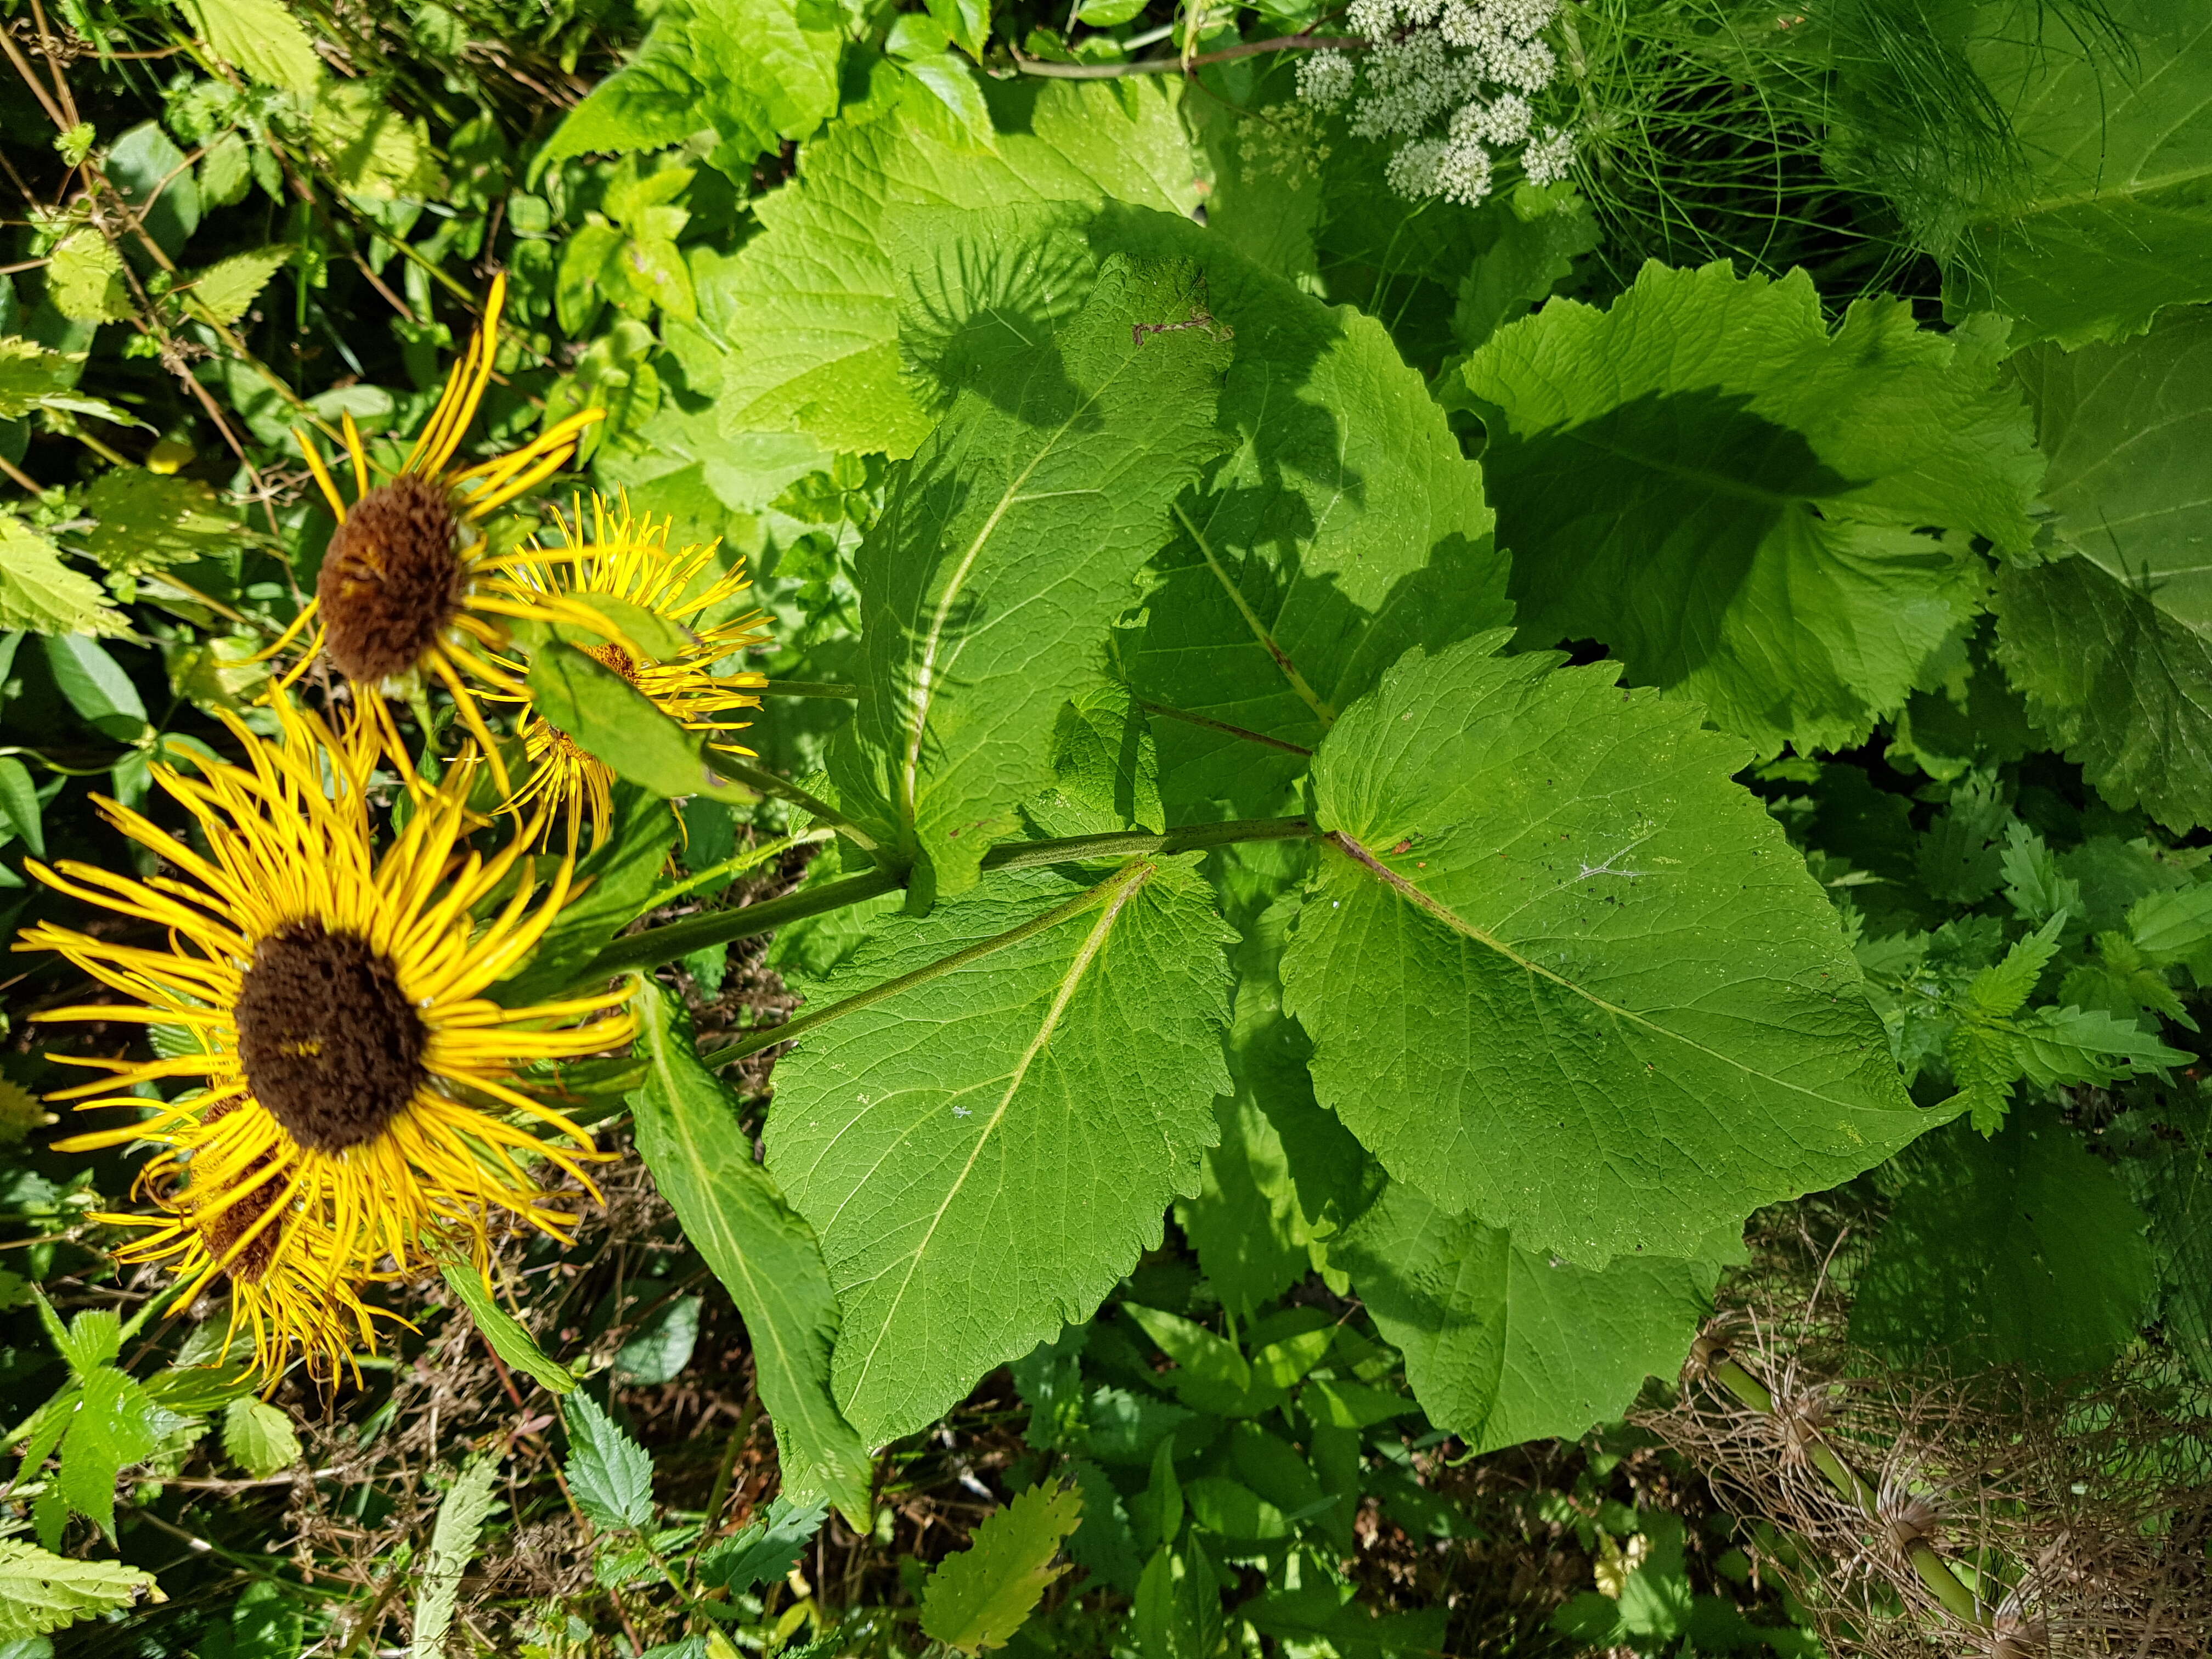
[281,273,608,783]
[492,493,771,847]
[16,695,634,1378]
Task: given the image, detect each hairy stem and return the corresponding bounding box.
[759,680,860,699]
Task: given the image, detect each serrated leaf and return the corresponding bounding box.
[176,0,323,93]
[1330,1180,1721,1454]
[1994,553,2212,832]
[2131,883,2212,968]
[1459,262,2036,757]
[1280,634,1934,1264]
[537,0,844,179]
[0,338,138,427]
[48,231,131,323]
[221,1396,300,1478]
[184,246,292,325]
[309,80,438,200]
[1118,212,1508,816]
[765,861,1233,1446]
[59,1367,160,1539]
[0,513,127,637]
[78,471,240,574]
[627,978,874,1520]
[410,1452,503,1659]
[706,80,1198,455]
[565,1392,653,1531]
[55,1307,121,1374]
[0,1539,156,1638]
[828,249,1227,900]
[919,1477,1083,1655]
[695,1496,830,1593]
[1929,3,2212,347]
[1852,1108,2155,1374]
[437,1259,577,1394]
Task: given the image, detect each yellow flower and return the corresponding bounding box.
[490,494,771,847]
[276,273,610,787]
[16,695,633,1378]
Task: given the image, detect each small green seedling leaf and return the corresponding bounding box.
[919,1477,1084,1654]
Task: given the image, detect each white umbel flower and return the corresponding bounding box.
[1296,49,1358,109]
[1521,123,1577,186]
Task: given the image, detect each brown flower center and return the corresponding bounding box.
[585,640,639,680]
[316,475,466,684]
[235,921,427,1152]
[203,1149,284,1284]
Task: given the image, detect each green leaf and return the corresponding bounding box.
[42,634,148,740]
[1121,1305,1266,1417]
[2130,882,2212,970]
[625,978,874,1520]
[1933,2,2212,347]
[410,1452,503,1659]
[828,249,1227,900]
[899,54,996,149]
[78,471,240,574]
[918,1477,1083,1655]
[496,785,679,1005]
[1459,263,2038,756]
[613,1295,700,1385]
[564,1392,653,1532]
[1279,635,1934,1264]
[525,641,721,803]
[1850,1108,2156,1375]
[1993,552,2212,831]
[47,231,131,324]
[184,246,292,325]
[1120,215,1506,816]
[1451,183,1602,353]
[765,861,1233,1446]
[537,0,844,178]
[0,1541,156,1639]
[175,0,324,93]
[696,1496,830,1593]
[1330,1180,1720,1454]
[309,80,439,201]
[58,1366,160,1540]
[106,123,200,257]
[0,340,138,428]
[1131,1537,1222,1659]
[556,221,623,337]
[704,79,1199,456]
[221,1396,300,1477]
[437,1260,578,1394]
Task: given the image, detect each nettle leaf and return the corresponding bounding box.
[1330,1180,1723,1454]
[0,1539,156,1638]
[1118,210,1506,816]
[175,0,324,94]
[48,230,132,323]
[766,861,1233,1446]
[919,1477,1084,1655]
[564,1392,653,1532]
[220,1396,301,1479]
[0,338,140,428]
[1460,261,2040,757]
[58,1365,161,1540]
[1280,635,1934,1264]
[696,1496,830,1594]
[537,0,844,178]
[1851,1108,2156,1375]
[1933,1,2212,347]
[704,79,1199,456]
[628,979,875,1520]
[830,250,1227,901]
[1998,306,2212,829]
[183,246,293,326]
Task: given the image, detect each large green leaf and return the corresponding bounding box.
[536,0,845,177]
[1118,213,1506,816]
[0,1541,156,1638]
[0,514,129,637]
[1994,307,2212,827]
[1936,0,2212,347]
[828,251,1227,902]
[1459,261,2040,757]
[1330,1183,1720,1453]
[703,79,1199,456]
[628,979,874,1521]
[765,861,1234,1446]
[1994,554,2212,831]
[1850,1108,2156,1375]
[1280,635,1934,1265]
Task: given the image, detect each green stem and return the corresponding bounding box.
[759,680,859,699]
[708,757,879,853]
[641,830,830,911]
[580,818,1313,984]
[1173,501,1336,729]
[1701,1350,1986,1628]
[700,859,1158,1067]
